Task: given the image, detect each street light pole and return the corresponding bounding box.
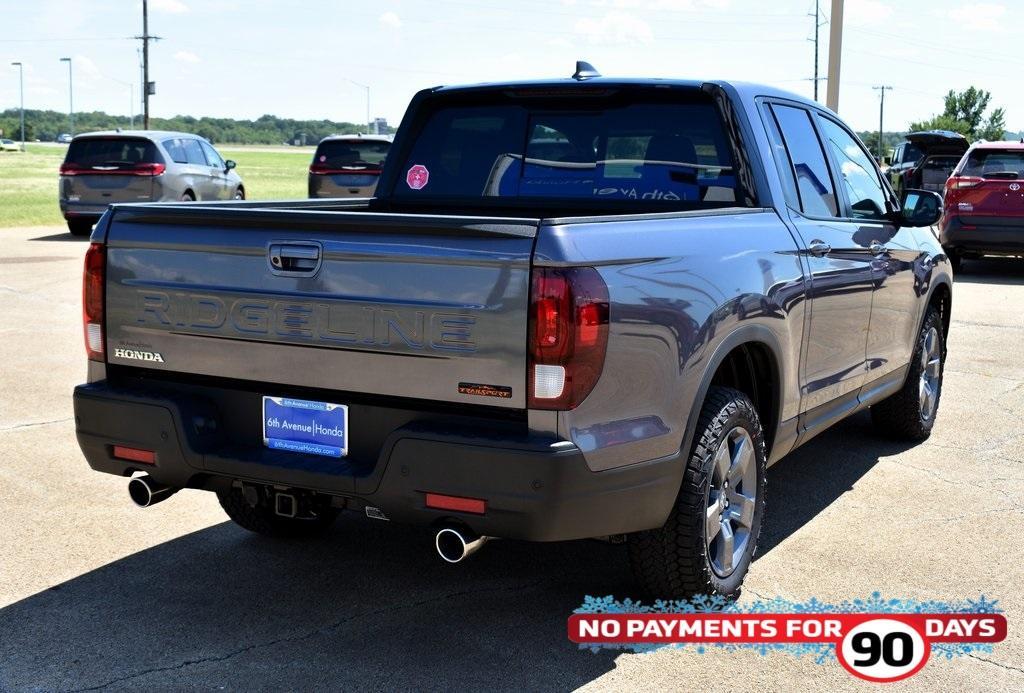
[60,57,74,135]
[10,62,24,150]
[345,79,371,133]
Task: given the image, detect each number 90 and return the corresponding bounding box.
[838,619,930,682]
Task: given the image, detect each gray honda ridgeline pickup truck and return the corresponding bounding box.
[74,65,952,598]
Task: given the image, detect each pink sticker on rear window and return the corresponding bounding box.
[319,155,326,162]
[406,164,429,190]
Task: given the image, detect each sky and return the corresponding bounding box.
[1,0,1021,134]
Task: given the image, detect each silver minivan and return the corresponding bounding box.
[59,131,245,236]
[308,134,391,198]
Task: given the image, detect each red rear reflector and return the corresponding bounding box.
[424,493,487,515]
[113,446,156,464]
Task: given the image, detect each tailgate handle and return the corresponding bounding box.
[268,243,321,274]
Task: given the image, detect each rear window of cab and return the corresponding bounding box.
[390,90,740,207]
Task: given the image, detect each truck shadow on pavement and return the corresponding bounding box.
[952,257,1024,285]
[0,411,913,691]
[29,232,89,242]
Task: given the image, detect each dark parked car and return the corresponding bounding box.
[941,140,1024,270]
[887,130,969,198]
[73,68,951,598]
[59,131,244,236]
[308,134,391,198]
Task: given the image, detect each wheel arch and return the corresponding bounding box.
[927,279,952,340]
[681,325,785,470]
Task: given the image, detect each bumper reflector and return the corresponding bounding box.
[425,492,487,515]
[113,446,156,464]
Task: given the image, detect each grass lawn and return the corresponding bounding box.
[0,144,316,229]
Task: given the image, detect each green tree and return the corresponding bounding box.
[908,87,1006,141]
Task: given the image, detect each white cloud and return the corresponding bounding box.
[845,0,893,25]
[575,11,653,44]
[379,11,401,29]
[946,2,1006,31]
[174,50,201,64]
[73,55,102,81]
[150,0,190,13]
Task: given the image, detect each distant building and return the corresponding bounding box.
[371,117,389,135]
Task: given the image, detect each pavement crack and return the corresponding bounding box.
[64,578,548,692]
[0,417,73,433]
[967,653,1024,675]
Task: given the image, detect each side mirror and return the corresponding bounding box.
[883,156,892,166]
[224,159,236,170]
[899,189,942,227]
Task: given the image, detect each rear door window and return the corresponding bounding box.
[392,92,741,207]
[770,104,838,217]
[163,138,189,164]
[961,150,1024,178]
[64,137,159,170]
[182,139,207,166]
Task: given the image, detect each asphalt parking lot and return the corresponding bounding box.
[1,224,1023,691]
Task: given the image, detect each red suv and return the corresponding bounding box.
[941,141,1024,270]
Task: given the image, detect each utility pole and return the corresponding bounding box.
[60,57,74,135]
[10,62,24,150]
[873,85,893,162]
[826,0,844,112]
[136,0,161,129]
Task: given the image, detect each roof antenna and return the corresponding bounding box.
[572,61,601,81]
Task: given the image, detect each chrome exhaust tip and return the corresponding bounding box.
[435,526,489,564]
[128,475,178,508]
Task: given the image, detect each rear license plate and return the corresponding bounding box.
[262,396,348,458]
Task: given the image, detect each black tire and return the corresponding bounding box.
[234,187,245,200]
[180,191,195,202]
[871,308,945,441]
[628,386,767,599]
[217,487,339,538]
[67,219,93,237]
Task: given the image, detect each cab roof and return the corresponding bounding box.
[430,76,825,111]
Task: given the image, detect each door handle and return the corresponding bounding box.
[870,241,887,256]
[268,242,322,274]
[807,240,831,257]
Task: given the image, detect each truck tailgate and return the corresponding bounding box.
[103,205,537,409]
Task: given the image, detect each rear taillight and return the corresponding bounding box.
[82,242,105,361]
[949,176,982,189]
[308,162,382,175]
[60,162,165,176]
[528,267,609,410]
[132,162,165,176]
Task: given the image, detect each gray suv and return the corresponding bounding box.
[59,131,245,236]
[308,134,391,198]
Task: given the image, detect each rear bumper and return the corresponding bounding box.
[61,201,108,220]
[940,215,1024,255]
[73,380,681,541]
